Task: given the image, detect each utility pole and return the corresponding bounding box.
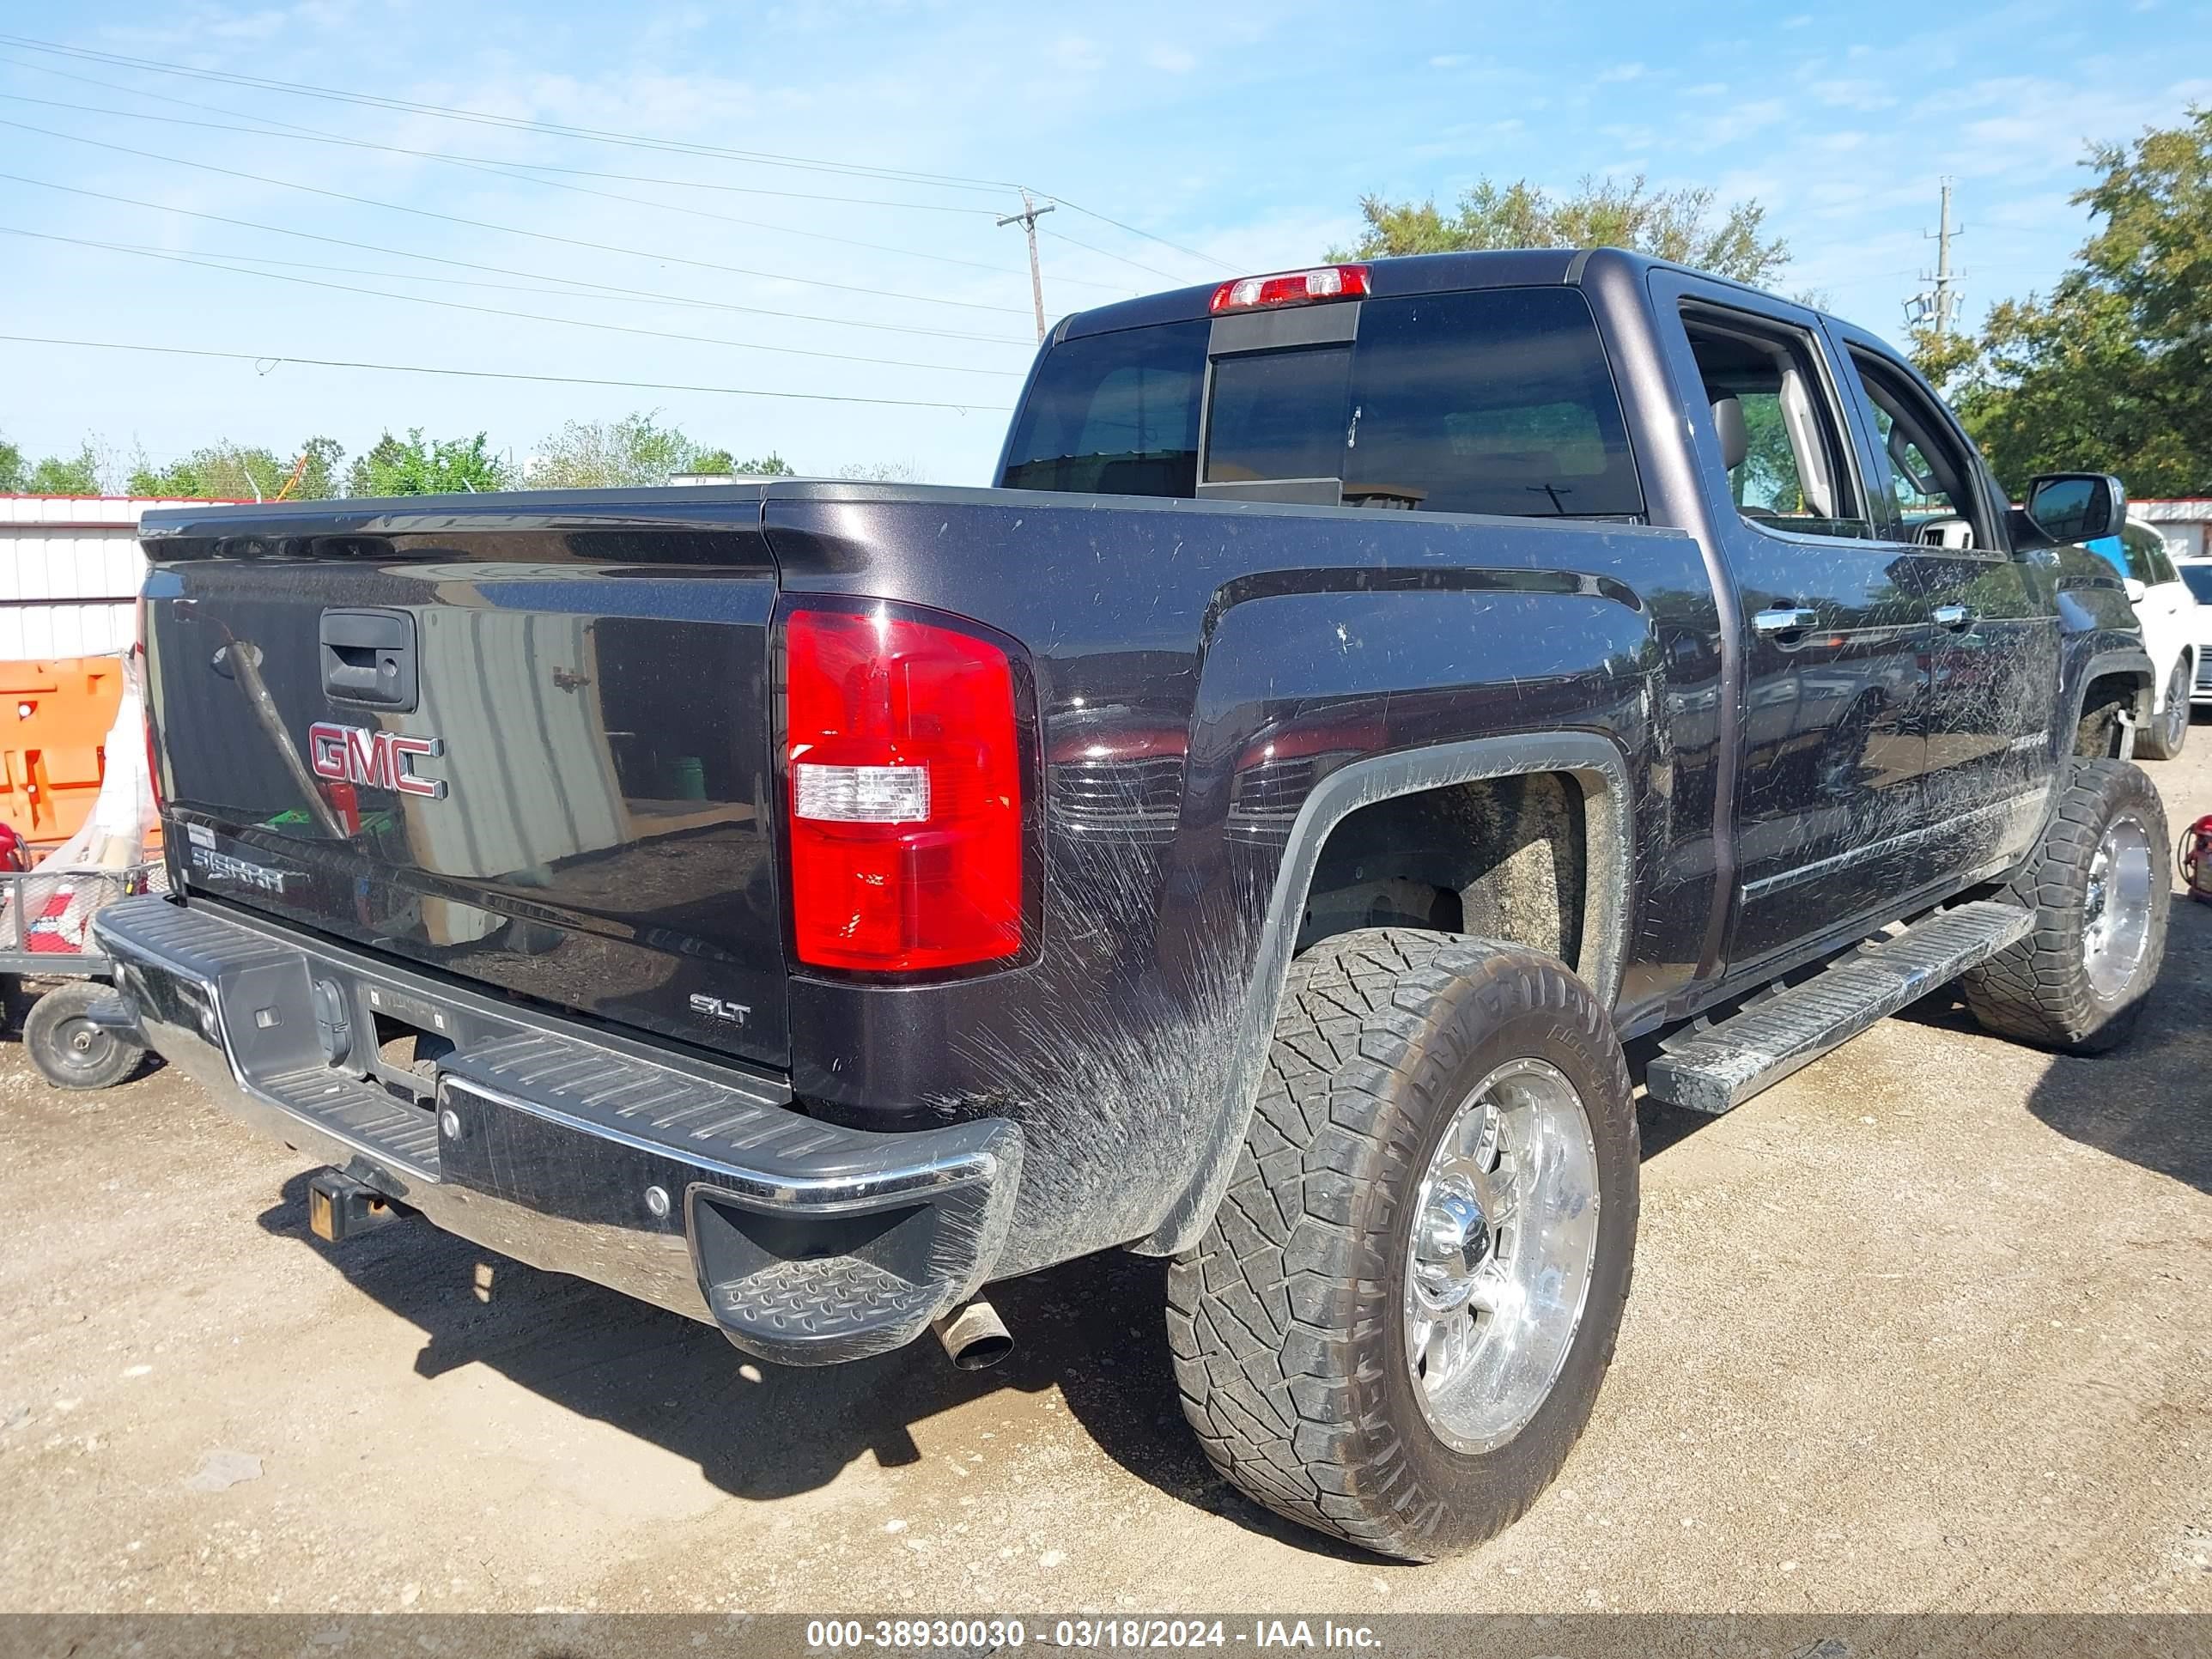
[997,189,1055,342]
[1928,177,1963,341]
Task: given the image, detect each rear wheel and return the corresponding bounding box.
[24,981,143,1091]
[2136,660,2191,760]
[1166,929,1638,1560]
[1961,760,2169,1053]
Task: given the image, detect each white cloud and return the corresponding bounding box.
[1808,77,1898,112]
[1049,34,1103,74]
[1694,98,1789,149]
[16,0,2209,489]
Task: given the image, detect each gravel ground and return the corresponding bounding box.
[3,738,2208,1620]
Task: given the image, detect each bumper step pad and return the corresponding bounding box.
[94,895,1023,1365]
[1645,899,2033,1115]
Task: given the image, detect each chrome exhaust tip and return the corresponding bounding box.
[933,1298,1013,1370]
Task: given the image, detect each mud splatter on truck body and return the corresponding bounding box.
[112,245,2154,1370]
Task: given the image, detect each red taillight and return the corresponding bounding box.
[1209,264,1370,313]
[784,605,1024,972]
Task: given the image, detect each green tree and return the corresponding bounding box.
[528,411,702,488]
[27,443,101,495]
[1950,109,2212,496]
[1905,324,1980,403]
[681,448,792,477]
[834,459,926,482]
[1332,173,1788,284]
[347,429,509,495]
[286,435,345,500]
[131,441,289,501]
[0,437,24,493]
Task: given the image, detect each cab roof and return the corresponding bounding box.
[1055,246,1793,342]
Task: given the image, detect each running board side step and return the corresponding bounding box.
[1645,900,2034,1115]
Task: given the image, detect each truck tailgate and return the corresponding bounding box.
[139,498,788,1068]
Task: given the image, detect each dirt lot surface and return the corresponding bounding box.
[3,742,2209,1620]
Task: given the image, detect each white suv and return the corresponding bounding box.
[2184,559,2212,710]
[2119,519,2201,758]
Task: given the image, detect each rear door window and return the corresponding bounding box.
[1681,307,1870,542]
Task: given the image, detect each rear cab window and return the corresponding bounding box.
[1000,321,1208,497]
[1000,286,1644,520]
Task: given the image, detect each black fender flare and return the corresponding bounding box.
[1134,731,1636,1255]
[2067,645,2156,744]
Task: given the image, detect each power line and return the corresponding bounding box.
[1038,224,1188,286]
[0,51,1000,215]
[0,32,1017,196]
[0,117,1037,315]
[58,235,1036,340]
[0,173,1033,343]
[0,88,1133,294]
[0,332,1013,411]
[0,225,1023,377]
[1036,193,1231,274]
[0,32,1237,279]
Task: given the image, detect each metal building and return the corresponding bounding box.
[2134,498,2212,562]
[0,496,238,659]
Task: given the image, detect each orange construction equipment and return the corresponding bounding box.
[0,657,131,849]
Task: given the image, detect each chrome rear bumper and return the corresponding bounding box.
[93,896,1022,1365]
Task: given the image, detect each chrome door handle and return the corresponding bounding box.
[1752,606,1819,635]
[1930,603,1974,629]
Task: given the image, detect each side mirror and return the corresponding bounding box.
[2124,576,2148,605]
[2019,472,2127,547]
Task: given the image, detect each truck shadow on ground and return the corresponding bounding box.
[255,1174,1376,1558]
[1893,885,2212,1197]
[244,890,2209,1553]
[1634,884,2212,1194]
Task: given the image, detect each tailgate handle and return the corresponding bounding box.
[319,608,418,712]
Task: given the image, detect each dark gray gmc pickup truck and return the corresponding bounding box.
[97,247,2170,1559]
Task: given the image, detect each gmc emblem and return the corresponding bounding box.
[308,721,447,799]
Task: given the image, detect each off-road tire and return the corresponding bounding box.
[1960,760,2169,1054]
[24,981,143,1091]
[2136,661,2191,761]
[1165,929,1638,1561]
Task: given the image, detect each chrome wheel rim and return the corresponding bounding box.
[1403,1058,1601,1455]
[2169,677,2190,750]
[2082,811,2155,1000]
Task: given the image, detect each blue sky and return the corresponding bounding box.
[2,0,2206,490]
